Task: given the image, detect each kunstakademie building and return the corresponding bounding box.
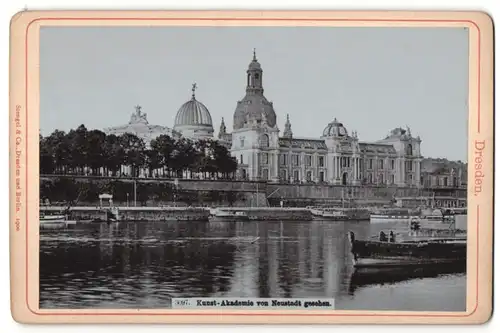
[105,52,459,188]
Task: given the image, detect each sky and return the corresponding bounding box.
[40,26,469,161]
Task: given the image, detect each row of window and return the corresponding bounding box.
[246,168,458,188]
[274,170,406,185]
[277,169,326,182]
[275,154,420,171]
[278,154,325,167]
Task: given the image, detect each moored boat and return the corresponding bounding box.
[309,207,348,221]
[370,208,455,224]
[39,213,77,229]
[347,261,466,294]
[209,208,250,222]
[369,208,415,223]
[347,231,466,269]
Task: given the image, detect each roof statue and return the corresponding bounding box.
[406,125,412,136]
[283,113,293,139]
[261,110,268,126]
[191,82,197,99]
[129,105,148,124]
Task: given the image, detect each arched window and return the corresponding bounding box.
[247,73,251,86]
[406,144,413,156]
[260,134,270,147]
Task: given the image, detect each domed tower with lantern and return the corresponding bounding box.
[231,50,280,182]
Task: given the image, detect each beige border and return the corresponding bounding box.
[9,10,494,324]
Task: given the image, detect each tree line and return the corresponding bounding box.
[40,178,246,206]
[40,125,238,179]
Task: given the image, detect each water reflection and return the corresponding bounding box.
[40,220,466,311]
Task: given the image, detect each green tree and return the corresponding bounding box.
[150,135,176,177]
[104,134,125,176]
[171,138,197,178]
[86,129,107,175]
[119,133,146,177]
[45,129,70,174]
[64,125,90,174]
[39,134,55,174]
[212,141,237,179]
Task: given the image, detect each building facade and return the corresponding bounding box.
[104,83,215,145]
[102,52,464,188]
[224,52,424,187]
[103,105,181,148]
[420,158,467,188]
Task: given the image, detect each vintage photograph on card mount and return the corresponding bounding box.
[10,11,493,324]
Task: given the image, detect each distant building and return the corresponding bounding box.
[420,158,467,188]
[103,105,180,148]
[224,51,424,187]
[103,82,216,146]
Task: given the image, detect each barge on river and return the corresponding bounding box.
[347,229,466,269]
[370,208,456,224]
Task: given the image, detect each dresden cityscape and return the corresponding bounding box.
[39,26,468,312]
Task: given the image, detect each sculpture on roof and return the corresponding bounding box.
[129,105,148,124]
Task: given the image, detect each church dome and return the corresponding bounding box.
[174,84,214,140]
[233,50,277,130]
[233,94,276,130]
[174,99,213,126]
[322,118,349,137]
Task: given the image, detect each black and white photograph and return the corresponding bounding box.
[38,26,468,312]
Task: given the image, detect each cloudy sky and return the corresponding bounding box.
[40,26,469,161]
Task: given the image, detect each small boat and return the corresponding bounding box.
[310,207,348,221]
[370,208,455,224]
[39,213,77,229]
[40,214,67,222]
[321,209,348,221]
[209,208,249,222]
[347,261,466,294]
[369,208,415,223]
[347,231,466,269]
[307,206,323,216]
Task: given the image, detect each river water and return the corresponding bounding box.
[39,220,467,311]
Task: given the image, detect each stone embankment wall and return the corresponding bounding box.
[40,175,466,208]
[41,206,210,221]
